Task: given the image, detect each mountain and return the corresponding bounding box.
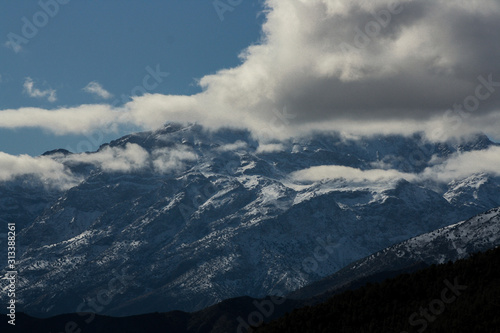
[1,296,300,333]
[288,206,500,300]
[1,124,499,317]
[257,246,500,333]
[3,206,499,333]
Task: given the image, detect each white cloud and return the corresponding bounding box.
[217,140,248,152]
[0,105,119,135]
[23,77,57,102]
[0,152,79,189]
[1,136,498,191]
[83,81,113,99]
[0,144,151,189]
[4,40,22,53]
[256,143,285,153]
[0,143,200,189]
[291,165,416,183]
[68,143,149,173]
[189,0,500,132]
[64,143,197,174]
[422,146,500,182]
[152,146,197,173]
[291,146,500,185]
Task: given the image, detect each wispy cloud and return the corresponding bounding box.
[291,165,417,183]
[23,77,57,102]
[83,81,113,99]
[4,40,22,53]
[217,140,248,152]
[256,143,285,154]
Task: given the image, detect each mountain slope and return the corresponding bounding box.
[257,246,500,333]
[288,206,500,300]
[5,243,500,333]
[1,124,499,317]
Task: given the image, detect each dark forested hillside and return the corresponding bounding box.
[257,246,500,333]
[3,247,499,333]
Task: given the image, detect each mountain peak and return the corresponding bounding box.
[41,148,72,156]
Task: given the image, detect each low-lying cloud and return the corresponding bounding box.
[256,143,285,154]
[0,144,199,189]
[152,146,197,173]
[291,165,416,183]
[1,141,499,191]
[70,143,150,173]
[422,146,500,182]
[291,146,500,185]
[68,143,198,174]
[217,141,248,152]
[0,152,79,189]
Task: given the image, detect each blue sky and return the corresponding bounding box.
[1,1,499,158]
[0,0,265,155]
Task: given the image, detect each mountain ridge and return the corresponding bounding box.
[3,205,499,332]
[1,124,499,317]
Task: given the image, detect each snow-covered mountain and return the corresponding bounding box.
[1,124,499,317]
[289,206,500,300]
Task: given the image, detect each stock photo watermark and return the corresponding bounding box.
[5,222,17,326]
[236,295,286,333]
[110,65,170,108]
[65,64,169,154]
[300,235,342,274]
[52,267,134,333]
[338,1,404,55]
[401,277,467,333]
[178,158,240,223]
[372,73,499,172]
[438,74,500,140]
[213,0,243,21]
[178,180,220,223]
[236,235,341,332]
[5,0,71,53]
[179,105,295,224]
[254,106,296,143]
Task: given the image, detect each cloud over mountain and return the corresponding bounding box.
[423,146,500,182]
[0,143,199,189]
[0,152,78,189]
